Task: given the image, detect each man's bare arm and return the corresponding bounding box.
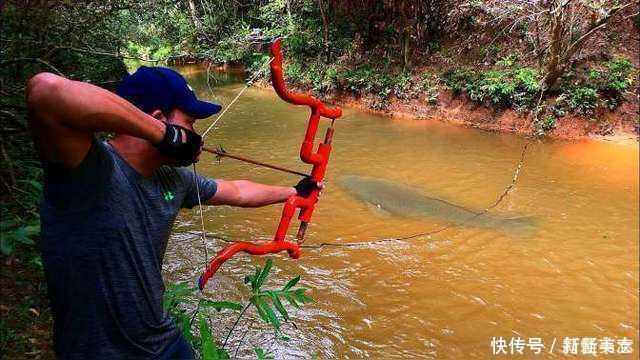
[26,72,165,167]
[206,180,296,207]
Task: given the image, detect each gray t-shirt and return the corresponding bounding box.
[40,138,217,359]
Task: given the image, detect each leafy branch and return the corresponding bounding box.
[163,258,313,360]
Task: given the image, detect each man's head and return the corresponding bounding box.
[116,66,221,128]
[115,67,220,166]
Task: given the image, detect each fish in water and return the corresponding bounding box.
[338,175,538,236]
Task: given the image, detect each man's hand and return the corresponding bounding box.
[294,177,322,198]
[155,123,202,166]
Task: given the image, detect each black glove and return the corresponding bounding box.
[294,177,320,198]
[155,123,202,166]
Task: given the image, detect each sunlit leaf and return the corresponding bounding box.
[251,297,269,323]
[179,314,192,343]
[200,300,242,312]
[283,275,300,291]
[254,347,274,360]
[293,288,313,304]
[255,258,272,290]
[282,292,299,309]
[268,291,289,320]
[261,300,280,330]
[199,314,216,359]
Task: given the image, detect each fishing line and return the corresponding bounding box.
[184,138,530,250]
[301,140,530,249]
[187,40,542,257]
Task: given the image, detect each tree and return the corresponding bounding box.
[541,0,634,88]
[485,0,635,89]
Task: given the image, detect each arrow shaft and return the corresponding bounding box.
[202,146,308,177]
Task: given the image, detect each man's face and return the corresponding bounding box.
[156,108,202,165]
[166,108,197,132]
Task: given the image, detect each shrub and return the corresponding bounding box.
[557,86,599,116]
[593,57,635,109]
[443,67,478,95]
[556,57,636,115]
[443,66,541,110]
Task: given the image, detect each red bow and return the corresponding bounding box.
[198,39,342,290]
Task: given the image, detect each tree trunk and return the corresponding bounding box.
[318,0,330,62]
[542,2,565,89]
[400,0,412,70]
[543,1,630,89]
[534,15,543,68]
[188,0,202,31]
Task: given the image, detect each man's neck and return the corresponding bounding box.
[109,135,165,177]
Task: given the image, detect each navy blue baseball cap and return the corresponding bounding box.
[116,66,221,119]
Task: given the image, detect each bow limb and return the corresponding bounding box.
[198,240,300,289]
[269,39,342,119]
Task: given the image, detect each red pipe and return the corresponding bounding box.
[198,38,342,290]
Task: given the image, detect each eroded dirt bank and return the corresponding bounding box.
[329,90,639,141]
[251,77,638,141]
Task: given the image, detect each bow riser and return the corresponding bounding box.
[198,38,342,290]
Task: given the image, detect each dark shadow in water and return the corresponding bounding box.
[339,175,539,237]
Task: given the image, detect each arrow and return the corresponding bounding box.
[202,145,308,177]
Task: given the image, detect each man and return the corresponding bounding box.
[26,66,318,359]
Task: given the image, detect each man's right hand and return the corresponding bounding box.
[154,123,202,166]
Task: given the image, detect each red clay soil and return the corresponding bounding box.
[328,89,639,141]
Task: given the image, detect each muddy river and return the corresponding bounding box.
[163,66,638,358]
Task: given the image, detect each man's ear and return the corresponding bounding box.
[150,109,168,122]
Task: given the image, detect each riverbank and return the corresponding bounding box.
[251,78,639,141]
[334,90,639,141]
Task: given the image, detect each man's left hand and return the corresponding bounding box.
[294,177,322,197]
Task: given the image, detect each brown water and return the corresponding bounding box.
[164,66,639,359]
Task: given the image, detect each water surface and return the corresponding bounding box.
[164,66,639,358]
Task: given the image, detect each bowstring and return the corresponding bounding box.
[192,163,209,269]
[201,56,274,138]
[192,55,275,268]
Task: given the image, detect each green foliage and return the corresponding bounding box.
[553,57,636,116]
[444,55,635,117]
[163,259,312,359]
[245,260,312,332]
[444,65,542,110]
[587,57,635,108]
[255,347,275,360]
[541,115,557,133]
[443,68,476,95]
[0,157,43,257]
[495,54,518,67]
[0,218,40,256]
[340,65,390,97]
[200,314,230,360]
[557,86,599,116]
